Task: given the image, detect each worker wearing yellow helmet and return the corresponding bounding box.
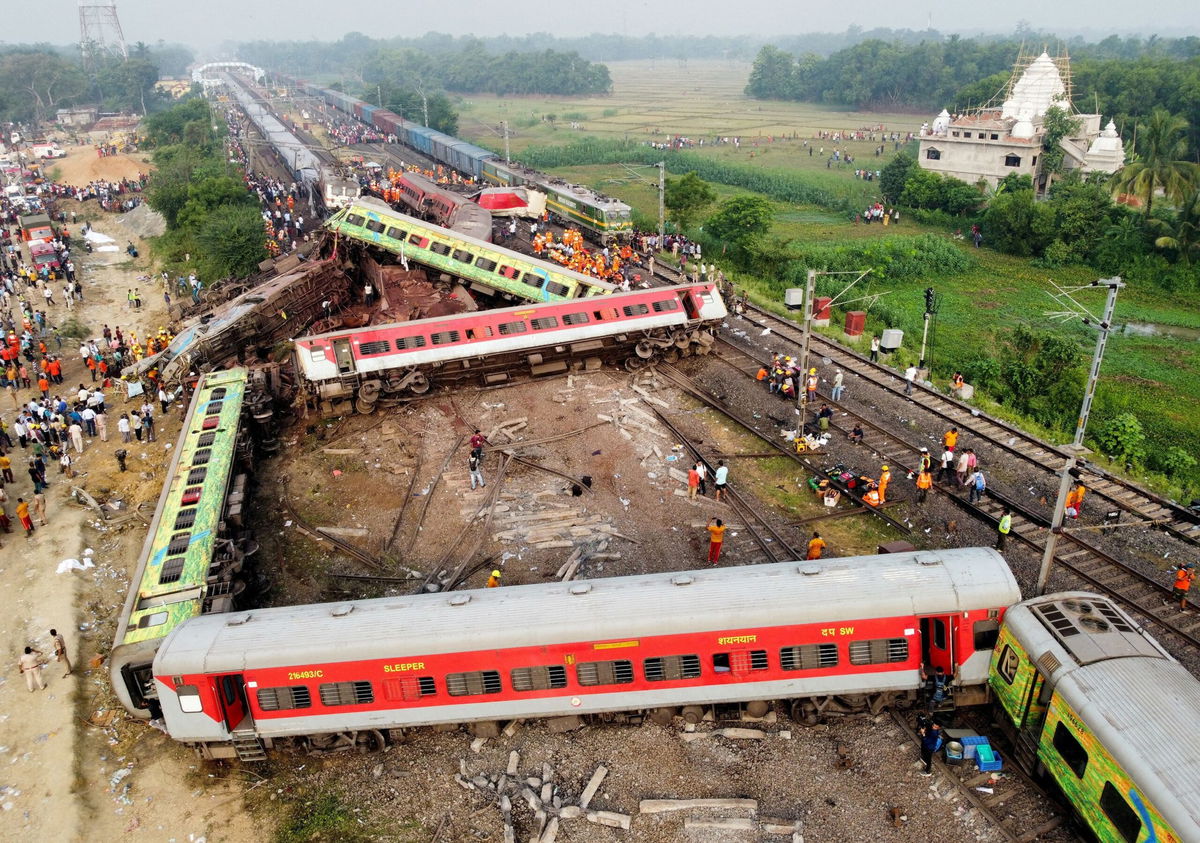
[878,465,892,503]
[487,570,502,588]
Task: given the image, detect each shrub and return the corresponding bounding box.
[1093,412,1147,465]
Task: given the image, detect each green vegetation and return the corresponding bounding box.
[664,172,717,231]
[274,791,391,843]
[0,41,192,123]
[143,99,266,281]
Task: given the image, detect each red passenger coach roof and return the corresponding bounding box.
[154,548,1020,676]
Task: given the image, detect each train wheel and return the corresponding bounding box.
[635,340,656,359]
[408,372,431,394]
[649,707,676,726]
[680,705,705,724]
[355,729,386,753]
[673,332,690,349]
[662,349,680,364]
[791,701,820,727]
[355,397,377,415]
[624,356,647,372]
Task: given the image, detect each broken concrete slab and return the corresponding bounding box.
[578,765,608,810]
[639,798,758,815]
[586,810,632,830]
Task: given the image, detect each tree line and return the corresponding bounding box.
[240,36,611,97]
[745,36,1200,153]
[0,42,193,125]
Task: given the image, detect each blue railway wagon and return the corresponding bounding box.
[447,141,495,180]
[360,104,376,124]
[408,126,437,156]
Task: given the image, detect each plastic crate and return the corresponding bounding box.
[961,735,990,760]
[975,744,1004,772]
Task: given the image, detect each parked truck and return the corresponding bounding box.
[32,143,66,159]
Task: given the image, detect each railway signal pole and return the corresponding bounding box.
[1036,276,1123,595]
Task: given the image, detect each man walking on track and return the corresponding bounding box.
[706,517,727,565]
[19,646,45,691]
[996,508,1012,551]
[1170,564,1195,611]
[713,460,729,502]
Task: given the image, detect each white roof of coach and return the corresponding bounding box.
[1003,595,1200,839]
[155,548,1019,676]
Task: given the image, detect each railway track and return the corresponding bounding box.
[733,302,1200,549]
[710,335,1200,650]
[890,712,1068,843]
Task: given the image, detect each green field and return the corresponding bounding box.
[460,61,1200,496]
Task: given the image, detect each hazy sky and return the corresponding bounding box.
[9,0,1199,50]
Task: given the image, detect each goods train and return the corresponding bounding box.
[285,76,633,242]
[110,369,256,718]
[326,197,615,305]
[388,170,492,242]
[293,278,724,412]
[221,73,359,211]
[151,548,1021,759]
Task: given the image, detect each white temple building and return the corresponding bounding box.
[917,52,1124,190]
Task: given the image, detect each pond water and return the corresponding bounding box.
[1120,321,1200,341]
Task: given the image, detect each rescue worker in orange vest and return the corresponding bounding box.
[915,468,933,503]
[1171,564,1195,610]
[806,531,826,560]
[1064,484,1087,519]
[877,465,891,503]
[806,368,819,404]
[863,483,882,507]
[487,570,502,588]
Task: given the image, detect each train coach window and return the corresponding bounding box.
[466,326,494,340]
[729,650,770,673]
[173,508,197,530]
[197,432,217,448]
[345,214,365,227]
[429,242,451,256]
[622,303,650,317]
[207,401,225,415]
[475,257,497,271]
[973,620,1000,650]
[576,660,635,686]
[308,347,325,363]
[365,220,385,234]
[498,321,527,336]
[187,468,208,485]
[593,308,619,322]
[382,676,437,701]
[848,638,909,665]
[651,299,680,313]
[545,281,570,298]
[318,681,375,706]
[446,670,503,696]
[1052,722,1089,778]
[995,645,1020,685]
[408,234,429,249]
[159,557,186,585]
[358,340,391,356]
[530,316,559,331]
[431,330,461,345]
[1099,782,1142,843]
[177,685,203,713]
[781,643,839,671]
[395,335,428,350]
[167,532,191,555]
[257,686,312,711]
[452,249,473,263]
[643,655,701,682]
[510,665,568,692]
[385,227,406,241]
[498,265,520,279]
[562,312,589,326]
[193,448,213,466]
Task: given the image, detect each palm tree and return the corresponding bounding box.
[1110,109,1198,216]
[1153,189,1200,264]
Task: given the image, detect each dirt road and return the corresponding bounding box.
[0,208,258,841]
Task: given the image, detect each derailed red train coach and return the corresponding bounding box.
[151,548,1020,759]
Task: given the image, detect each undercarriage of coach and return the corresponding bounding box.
[305,324,717,417]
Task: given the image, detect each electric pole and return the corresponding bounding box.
[503,121,510,164]
[657,161,666,246]
[796,269,818,431]
[919,286,940,370]
[1036,276,1123,595]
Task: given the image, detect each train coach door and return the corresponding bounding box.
[919,615,956,677]
[214,673,251,732]
[332,339,355,374]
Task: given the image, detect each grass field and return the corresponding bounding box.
[460,60,1200,495]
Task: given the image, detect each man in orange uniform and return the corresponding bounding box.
[706,517,727,565]
[877,465,892,503]
[806,532,826,560]
[942,427,958,452]
[915,468,933,503]
[1171,564,1195,611]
